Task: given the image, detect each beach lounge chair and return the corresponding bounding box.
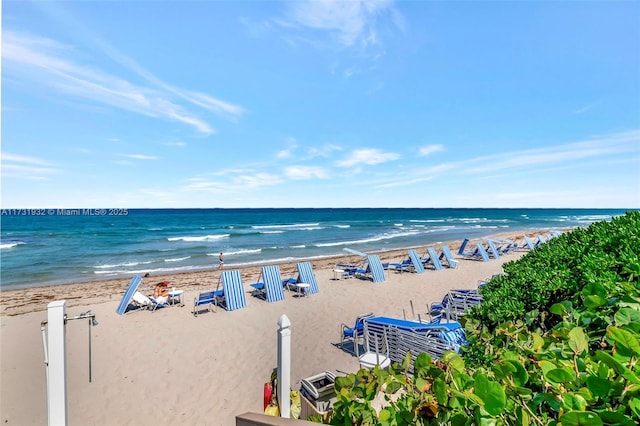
[116,275,143,315]
[429,289,483,322]
[388,258,412,273]
[439,245,458,268]
[214,270,247,311]
[340,312,374,357]
[193,290,222,316]
[484,240,502,259]
[523,235,536,250]
[457,238,490,262]
[355,255,386,283]
[250,265,285,302]
[296,262,319,295]
[129,291,167,312]
[362,316,463,365]
[389,249,425,274]
[422,247,443,270]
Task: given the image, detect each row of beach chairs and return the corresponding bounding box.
[458,231,562,262]
[337,232,565,369]
[116,262,319,317]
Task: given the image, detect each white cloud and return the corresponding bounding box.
[286,0,396,47]
[2,30,244,135]
[418,144,444,157]
[335,148,401,167]
[284,166,328,179]
[163,141,187,147]
[1,152,51,165]
[123,154,159,160]
[1,152,60,179]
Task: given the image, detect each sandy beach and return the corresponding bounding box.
[0,233,536,425]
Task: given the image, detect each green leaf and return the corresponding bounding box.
[451,413,469,426]
[596,351,640,384]
[516,406,530,426]
[550,301,572,316]
[414,352,432,371]
[402,350,412,371]
[586,376,611,398]
[568,327,588,355]
[562,393,588,411]
[444,352,466,371]
[539,360,557,376]
[505,360,529,387]
[473,373,506,416]
[385,381,402,395]
[596,410,637,426]
[559,411,603,426]
[530,332,545,352]
[615,308,640,332]
[545,368,576,384]
[607,326,640,356]
[584,295,607,309]
[432,378,448,405]
[378,408,391,421]
[630,397,640,419]
[334,376,353,392]
[415,377,429,393]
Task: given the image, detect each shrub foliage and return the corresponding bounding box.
[317,211,640,425]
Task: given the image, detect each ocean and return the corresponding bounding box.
[0,208,630,290]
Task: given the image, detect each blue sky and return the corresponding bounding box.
[2,0,639,208]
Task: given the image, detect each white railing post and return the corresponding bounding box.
[47,300,67,426]
[277,314,291,418]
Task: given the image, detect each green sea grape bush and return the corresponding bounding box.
[313,211,640,425]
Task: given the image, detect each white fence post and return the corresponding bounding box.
[47,300,67,426]
[277,314,291,418]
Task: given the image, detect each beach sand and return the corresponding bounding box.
[0,233,537,425]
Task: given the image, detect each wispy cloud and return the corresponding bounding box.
[284,165,328,179]
[285,0,397,48]
[275,0,403,78]
[574,102,598,115]
[182,172,283,193]
[373,130,640,189]
[123,154,159,160]
[418,144,445,157]
[163,141,187,147]
[461,130,640,175]
[335,148,401,167]
[2,30,244,135]
[1,152,60,179]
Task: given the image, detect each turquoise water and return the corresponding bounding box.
[0,208,629,289]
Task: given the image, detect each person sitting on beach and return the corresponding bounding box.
[153,280,170,304]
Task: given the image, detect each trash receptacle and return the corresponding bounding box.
[300,371,336,421]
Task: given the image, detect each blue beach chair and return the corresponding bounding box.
[250,265,285,302]
[484,240,502,259]
[439,245,458,268]
[193,290,222,316]
[389,249,425,274]
[356,255,386,283]
[523,235,536,250]
[116,275,143,315]
[458,238,490,262]
[340,312,374,356]
[422,247,444,270]
[295,261,319,295]
[214,270,247,311]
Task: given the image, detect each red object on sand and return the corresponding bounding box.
[264,383,273,410]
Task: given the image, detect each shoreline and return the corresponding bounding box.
[0,230,548,317]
